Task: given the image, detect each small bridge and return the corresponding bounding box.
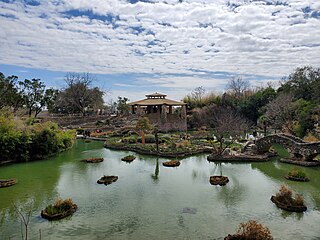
[255,134,320,161]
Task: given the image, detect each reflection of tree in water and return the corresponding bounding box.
[151,159,159,182]
[280,209,304,220]
[216,177,246,208]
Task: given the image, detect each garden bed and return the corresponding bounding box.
[207,154,272,162]
[104,142,212,158]
[121,155,136,162]
[280,158,320,167]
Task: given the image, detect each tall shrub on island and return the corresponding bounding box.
[136,117,153,145]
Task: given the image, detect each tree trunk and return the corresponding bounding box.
[141,130,145,145]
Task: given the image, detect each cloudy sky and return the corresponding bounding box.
[0,0,319,101]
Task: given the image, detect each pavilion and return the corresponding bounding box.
[129,92,187,132]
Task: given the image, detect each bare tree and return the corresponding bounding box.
[53,73,104,115]
[264,93,295,134]
[13,202,33,240]
[192,86,206,102]
[199,105,251,155]
[227,76,250,98]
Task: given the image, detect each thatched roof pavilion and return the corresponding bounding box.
[129,92,187,132]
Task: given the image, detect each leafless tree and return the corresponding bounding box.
[227,76,250,98]
[264,93,295,134]
[192,86,206,102]
[209,106,251,155]
[13,202,33,240]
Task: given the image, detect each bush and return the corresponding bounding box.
[236,220,273,240]
[122,136,137,144]
[0,114,75,163]
[288,169,306,179]
[275,185,305,206]
[138,134,156,143]
[44,198,75,215]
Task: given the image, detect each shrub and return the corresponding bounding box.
[44,198,75,215]
[288,168,306,179]
[275,185,305,206]
[237,220,273,240]
[122,136,137,144]
[0,114,75,163]
[138,134,156,143]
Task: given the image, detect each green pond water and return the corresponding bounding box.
[1,140,320,240]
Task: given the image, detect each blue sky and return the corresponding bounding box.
[1,0,319,102]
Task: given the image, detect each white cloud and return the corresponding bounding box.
[0,0,319,94]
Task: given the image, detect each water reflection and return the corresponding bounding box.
[151,159,159,182]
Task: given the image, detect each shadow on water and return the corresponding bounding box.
[151,159,160,183]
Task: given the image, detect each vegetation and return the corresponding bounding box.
[288,169,307,179]
[275,185,305,206]
[0,112,75,164]
[184,66,320,139]
[121,155,136,162]
[235,220,273,240]
[43,198,75,215]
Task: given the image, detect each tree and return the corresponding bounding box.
[116,96,130,115]
[279,66,320,102]
[53,73,104,115]
[227,76,250,99]
[0,73,24,112]
[264,93,295,134]
[206,105,250,155]
[19,78,48,117]
[136,117,153,145]
[192,86,206,102]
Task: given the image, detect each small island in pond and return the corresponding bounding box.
[209,176,229,186]
[163,160,180,167]
[97,175,118,185]
[225,220,273,240]
[84,157,104,163]
[0,178,18,188]
[121,155,136,162]
[285,168,309,182]
[271,185,307,212]
[41,198,77,220]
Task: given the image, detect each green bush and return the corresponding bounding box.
[122,136,137,144]
[0,114,75,163]
[138,134,156,143]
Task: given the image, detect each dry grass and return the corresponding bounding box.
[303,132,319,142]
[275,185,305,206]
[237,220,273,240]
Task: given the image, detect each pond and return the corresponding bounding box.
[1,140,320,239]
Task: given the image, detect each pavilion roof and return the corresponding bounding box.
[129,95,186,106]
[145,92,167,98]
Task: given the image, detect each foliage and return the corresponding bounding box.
[236,220,273,240]
[53,73,104,115]
[275,185,305,206]
[288,169,306,179]
[121,155,136,161]
[138,134,156,143]
[0,73,23,112]
[116,96,130,115]
[136,117,153,132]
[122,136,138,144]
[44,198,75,215]
[0,112,75,163]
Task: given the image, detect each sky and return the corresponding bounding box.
[0,0,319,102]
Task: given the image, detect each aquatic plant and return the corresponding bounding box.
[44,198,75,215]
[275,185,305,206]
